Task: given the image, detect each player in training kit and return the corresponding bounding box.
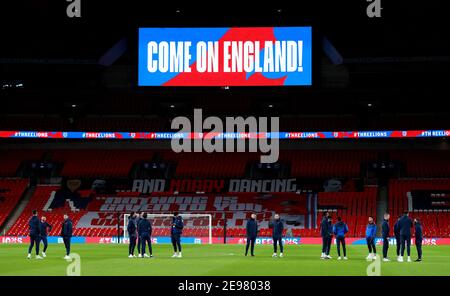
[270,214,284,257]
[138,212,153,258]
[136,212,143,257]
[27,210,42,259]
[325,216,333,258]
[394,216,401,257]
[245,213,258,257]
[414,218,423,262]
[365,216,377,261]
[397,211,413,262]
[171,212,184,258]
[333,216,348,260]
[381,213,390,261]
[39,216,52,258]
[61,214,73,260]
[320,211,330,259]
[127,212,137,258]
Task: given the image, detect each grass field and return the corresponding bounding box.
[0,244,449,276]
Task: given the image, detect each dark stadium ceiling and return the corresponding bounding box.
[1,2,448,59]
[0,1,449,116]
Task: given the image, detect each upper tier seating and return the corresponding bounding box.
[0,150,44,176]
[162,151,260,178]
[50,150,154,177]
[389,179,450,215]
[281,150,377,178]
[389,150,450,177]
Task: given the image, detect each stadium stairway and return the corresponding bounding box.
[0,185,35,235]
[376,185,388,235]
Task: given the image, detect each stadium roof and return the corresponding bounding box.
[1,2,448,59]
[0,2,448,116]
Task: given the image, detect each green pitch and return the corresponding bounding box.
[0,244,449,276]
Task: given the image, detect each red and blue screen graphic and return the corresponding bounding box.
[138,27,312,86]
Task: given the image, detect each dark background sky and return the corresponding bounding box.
[0,1,448,117]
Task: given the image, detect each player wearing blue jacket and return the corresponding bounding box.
[381,213,390,261]
[27,210,42,259]
[320,211,331,259]
[394,216,401,256]
[397,212,413,262]
[325,216,333,259]
[138,212,153,258]
[270,214,284,258]
[365,216,377,261]
[136,212,143,257]
[127,212,137,258]
[333,217,348,260]
[39,216,52,258]
[245,213,258,257]
[61,214,73,260]
[171,212,184,258]
[414,218,423,262]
